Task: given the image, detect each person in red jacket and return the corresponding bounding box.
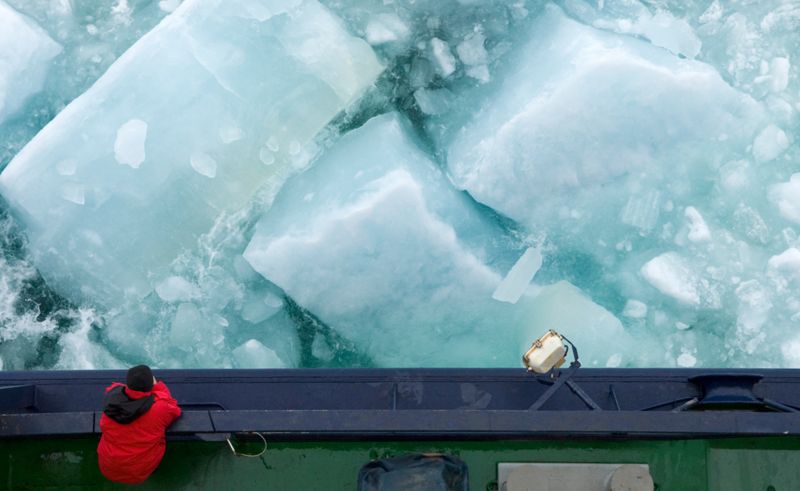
[97,365,182,484]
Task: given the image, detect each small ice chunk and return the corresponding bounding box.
[492,247,542,304]
[769,57,790,93]
[240,292,283,323]
[155,276,200,302]
[365,13,409,45]
[684,206,711,242]
[190,152,217,178]
[170,303,216,346]
[114,119,148,168]
[620,191,661,231]
[769,174,800,224]
[699,0,723,24]
[233,339,286,368]
[718,160,750,191]
[414,88,454,115]
[753,124,790,163]
[781,336,800,367]
[430,37,456,77]
[629,11,701,58]
[606,353,622,367]
[465,64,490,83]
[768,248,800,277]
[641,252,700,306]
[602,10,701,58]
[622,299,648,318]
[677,352,697,367]
[311,334,334,362]
[158,0,181,13]
[456,31,488,66]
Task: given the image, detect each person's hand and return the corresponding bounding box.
[153,376,157,385]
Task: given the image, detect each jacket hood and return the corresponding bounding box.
[103,385,155,424]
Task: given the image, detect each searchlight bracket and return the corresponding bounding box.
[525,332,601,411]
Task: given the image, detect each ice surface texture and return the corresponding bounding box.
[0,0,382,310]
[0,1,61,124]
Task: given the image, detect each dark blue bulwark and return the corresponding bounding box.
[1,368,800,439]
[0,384,35,411]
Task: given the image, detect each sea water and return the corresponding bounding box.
[0,0,798,370]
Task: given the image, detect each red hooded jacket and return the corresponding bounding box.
[97,381,182,484]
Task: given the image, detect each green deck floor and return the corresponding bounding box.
[3,436,800,490]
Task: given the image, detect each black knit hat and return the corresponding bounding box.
[126,365,154,392]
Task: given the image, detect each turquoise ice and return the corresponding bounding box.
[0,0,798,370]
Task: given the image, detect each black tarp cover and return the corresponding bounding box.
[357,453,468,491]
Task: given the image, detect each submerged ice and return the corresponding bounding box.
[0,0,799,370]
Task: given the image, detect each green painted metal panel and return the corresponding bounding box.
[2,437,799,490]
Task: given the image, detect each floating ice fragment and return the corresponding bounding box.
[240,292,282,323]
[631,11,701,59]
[365,13,409,45]
[155,276,200,302]
[465,65,490,83]
[232,339,286,368]
[767,248,800,277]
[311,334,334,362]
[456,31,488,66]
[769,174,800,224]
[699,0,723,24]
[606,353,622,368]
[684,206,711,242]
[677,352,697,367]
[781,336,800,367]
[170,303,217,347]
[622,299,648,318]
[753,124,789,163]
[620,191,661,232]
[189,152,217,178]
[0,1,62,123]
[430,38,456,77]
[414,88,454,115]
[769,58,790,93]
[492,247,542,304]
[641,252,700,306]
[158,0,180,13]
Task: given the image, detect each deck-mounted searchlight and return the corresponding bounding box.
[524,329,601,411]
[522,330,567,374]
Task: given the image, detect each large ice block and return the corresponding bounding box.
[445,4,762,241]
[0,0,382,308]
[244,113,633,366]
[0,1,61,124]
